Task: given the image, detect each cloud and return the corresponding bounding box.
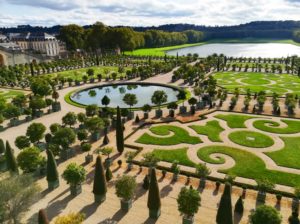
[0,0,300,27]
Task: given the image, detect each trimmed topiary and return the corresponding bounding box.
[116,107,124,154]
[216,183,233,224]
[135,115,140,123]
[250,205,282,224]
[289,210,300,224]
[93,156,107,203]
[0,138,5,154]
[147,168,161,218]
[105,167,113,182]
[5,141,18,174]
[46,149,59,189]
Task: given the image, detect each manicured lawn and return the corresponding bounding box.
[266,137,300,169]
[45,66,130,81]
[0,89,25,100]
[136,125,202,145]
[124,43,205,56]
[253,119,300,134]
[152,148,195,167]
[189,120,224,142]
[197,145,300,187]
[228,131,274,148]
[215,114,255,128]
[213,71,300,96]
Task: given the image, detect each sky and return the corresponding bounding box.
[0,0,300,27]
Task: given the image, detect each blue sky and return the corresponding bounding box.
[0,0,300,27]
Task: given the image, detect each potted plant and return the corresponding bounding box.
[115,175,137,212]
[62,163,86,196]
[177,90,187,114]
[188,97,197,115]
[256,178,275,203]
[125,151,136,171]
[85,117,104,141]
[82,143,93,163]
[142,152,160,175]
[196,163,211,189]
[123,93,137,120]
[77,112,87,129]
[167,102,178,118]
[293,187,300,211]
[171,160,180,181]
[52,91,61,112]
[151,90,167,118]
[177,186,201,224]
[142,104,152,119]
[99,147,113,168]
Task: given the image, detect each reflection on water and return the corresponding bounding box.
[71,84,179,108]
[167,43,300,58]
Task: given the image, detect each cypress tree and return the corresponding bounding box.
[103,133,109,145]
[38,209,49,224]
[116,106,124,154]
[5,141,18,173]
[216,183,233,224]
[105,167,113,182]
[234,195,244,215]
[46,149,59,185]
[0,138,5,154]
[147,168,161,218]
[93,156,107,201]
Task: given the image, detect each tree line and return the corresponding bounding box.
[58,22,204,52]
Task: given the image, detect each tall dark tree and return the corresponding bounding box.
[147,168,161,218]
[46,149,59,189]
[58,24,85,51]
[5,141,18,174]
[93,156,107,203]
[216,183,233,224]
[116,106,124,154]
[38,209,49,224]
[0,138,5,154]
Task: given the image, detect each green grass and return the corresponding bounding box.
[215,114,255,128]
[0,89,25,100]
[197,145,300,187]
[152,148,195,167]
[266,137,300,169]
[189,120,224,142]
[45,66,130,81]
[229,131,274,148]
[253,119,300,134]
[214,72,300,96]
[136,125,202,145]
[125,43,206,56]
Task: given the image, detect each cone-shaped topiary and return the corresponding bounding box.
[105,167,113,182]
[38,209,49,224]
[0,138,5,154]
[147,168,161,218]
[143,174,150,190]
[5,141,18,173]
[289,210,300,224]
[93,156,107,202]
[135,115,140,123]
[103,133,109,145]
[46,149,59,188]
[216,182,233,224]
[234,195,244,215]
[116,107,124,154]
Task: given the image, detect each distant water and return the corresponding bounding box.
[166,43,300,58]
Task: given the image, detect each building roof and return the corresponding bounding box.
[10,32,56,41]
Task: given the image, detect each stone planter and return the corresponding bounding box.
[183,215,194,224]
[91,132,100,141]
[127,162,133,171]
[173,173,179,181]
[257,191,266,203]
[47,109,52,114]
[10,118,20,127]
[105,158,112,168]
[179,106,187,114]
[48,180,59,190]
[292,198,299,210]
[190,106,196,115]
[0,158,7,172]
[75,80,81,86]
[0,125,4,132]
[155,109,163,118]
[144,112,149,119]
[36,110,44,118]
[121,199,133,212]
[149,209,161,219]
[79,124,85,129]
[85,154,93,163]
[169,109,175,118]
[89,78,95,83]
[34,142,46,151]
[25,115,32,122]
[94,194,106,203]
[70,184,82,196]
[52,102,61,112]
[58,85,63,90]
[60,148,73,161]
[127,111,134,120]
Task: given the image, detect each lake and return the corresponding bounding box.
[166,43,300,58]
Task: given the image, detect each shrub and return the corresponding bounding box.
[115,175,137,201]
[54,212,85,224]
[62,163,86,186]
[15,136,31,150]
[250,205,282,224]
[17,147,44,173]
[26,123,46,143]
[177,186,201,217]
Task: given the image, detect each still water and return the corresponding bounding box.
[167,43,300,58]
[70,84,180,108]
